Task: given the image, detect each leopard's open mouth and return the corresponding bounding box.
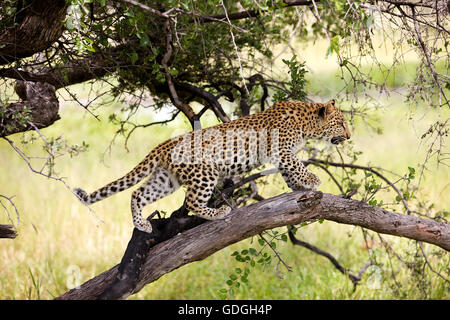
[331,137,346,145]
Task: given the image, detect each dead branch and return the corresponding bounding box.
[288,230,371,286]
[56,190,449,300]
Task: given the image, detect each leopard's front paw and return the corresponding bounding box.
[216,205,232,219]
[303,173,321,190]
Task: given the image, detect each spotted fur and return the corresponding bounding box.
[74,100,351,233]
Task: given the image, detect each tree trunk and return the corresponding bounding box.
[56,190,450,300]
[0,81,60,137]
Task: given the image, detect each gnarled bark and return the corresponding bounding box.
[0,80,59,137]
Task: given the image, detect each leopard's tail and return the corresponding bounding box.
[74,152,159,205]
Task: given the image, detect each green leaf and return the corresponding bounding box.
[327,36,340,57]
[130,52,138,64]
[365,15,374,28]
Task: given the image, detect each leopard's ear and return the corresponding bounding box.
[330,99,336,106]
[318,102,334,119]
[318,106,326,119]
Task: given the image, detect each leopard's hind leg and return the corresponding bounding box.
[131,167,180,233]
[184,171,232,220]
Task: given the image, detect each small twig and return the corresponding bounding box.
[234,181,258,207]
[119,0,171,19]
[221,0,249,95]
[221,168,277,195]
[214,186,235,210]
[160,20,196,127]
[418,242,450,284]
[305,159,412,215]
[259,232,292,277]
[310,161,345,195]
[0,194,20,226]
[288,230,371,287]
[2,136,104,224]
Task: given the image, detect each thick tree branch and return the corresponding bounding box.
[316,194,450,251]
[191,1,313,23]
[0,0,67,65]
[175,81,230,123]
[56,190,449,300]
[0,44,126,89]
[0,43,134,138]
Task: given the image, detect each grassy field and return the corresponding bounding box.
[0,36,449,300]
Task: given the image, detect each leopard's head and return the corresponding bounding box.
[316,100,351,145]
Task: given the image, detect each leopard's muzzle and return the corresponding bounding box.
[331,136,346,145]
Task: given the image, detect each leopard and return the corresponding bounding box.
[74,100,351,233]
